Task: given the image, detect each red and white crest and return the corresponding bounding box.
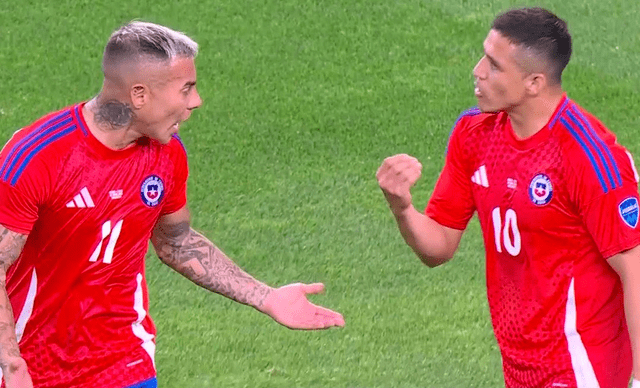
[140,175,165,207]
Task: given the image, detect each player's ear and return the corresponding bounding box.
[130,84,148,109]
[524,72,546,97]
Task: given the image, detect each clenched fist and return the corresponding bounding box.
[376,154,423,215]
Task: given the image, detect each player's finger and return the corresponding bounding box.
[388,158,421,176]
[378,154,416,176]
[314,306,345,327]
[378,163,411,186]
[302,283,325,295]
[376,156,400,180]
[405,164,423,184]
[383,161,422,186]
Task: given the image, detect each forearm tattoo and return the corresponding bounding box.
[0,228,26,272]
[152,222,272,308]
[0,227,27,370]
[94,99,134,128]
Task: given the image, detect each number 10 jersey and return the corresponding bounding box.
[426,95,640,388]
[0,103,188,387]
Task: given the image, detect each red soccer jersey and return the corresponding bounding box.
[0,103,188,387]
[426,95,640,388]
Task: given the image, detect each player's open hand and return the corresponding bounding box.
[3,358,34,388]
[376,154,423,214]
[260,283,345,330]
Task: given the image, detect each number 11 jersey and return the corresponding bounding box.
[0,103,188,387]
[426,95,640,388]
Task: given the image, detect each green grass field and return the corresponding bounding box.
[1,0,639,386]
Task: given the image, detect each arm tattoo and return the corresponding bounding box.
[93,99,134,128]
[0,227,27,371]
[0,228,26,271]
[152,222,273,308]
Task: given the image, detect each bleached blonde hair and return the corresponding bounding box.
[103,21,198,70]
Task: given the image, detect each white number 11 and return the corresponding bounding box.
[89,219,123,264]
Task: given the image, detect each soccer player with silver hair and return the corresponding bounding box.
[0,21,344,388]
[378,7,640,388]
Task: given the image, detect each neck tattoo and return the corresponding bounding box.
[94,99,134,129]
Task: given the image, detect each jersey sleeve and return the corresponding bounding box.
[572,130,640,259]
[0,131,54,234]
[425,115,476,230]
[161,136,189,215]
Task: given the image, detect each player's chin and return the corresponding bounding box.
[150,132,174,145]
[476,99,500,114]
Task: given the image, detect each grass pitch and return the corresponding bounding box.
[1,0,639,387]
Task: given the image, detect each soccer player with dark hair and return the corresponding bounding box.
[377,7,640,388]
[0,21,344,388]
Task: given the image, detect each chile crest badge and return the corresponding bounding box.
[141,175,165,207]
[528,174,553,206]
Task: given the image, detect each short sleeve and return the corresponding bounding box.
[425,115,476,230]
[161,136,189,215]
[0,132,52,234]
[575,144,640,259]
[0,183,39,234]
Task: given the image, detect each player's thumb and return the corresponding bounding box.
[302,283,325,295]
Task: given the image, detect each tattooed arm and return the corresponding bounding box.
[150,206,273,309]
[0,225,34,387]
[151,206,345,329]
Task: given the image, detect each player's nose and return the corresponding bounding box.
[474,55,488,80]
[189,88,202,110]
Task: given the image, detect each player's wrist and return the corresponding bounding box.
[390,202,415,218]
[254,285,277,313]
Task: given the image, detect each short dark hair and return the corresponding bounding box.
[492,7,572,84]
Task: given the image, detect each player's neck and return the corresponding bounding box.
[507,90,564,140]
[83,98,142,150]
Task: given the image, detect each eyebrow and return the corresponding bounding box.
[485,52,501,69]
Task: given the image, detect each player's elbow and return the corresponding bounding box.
[417,252,453,268]
[412,237,458,268]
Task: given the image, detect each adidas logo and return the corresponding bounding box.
[471,165,489,188]
[66,187,95,208]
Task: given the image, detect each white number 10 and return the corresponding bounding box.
[89,219,123,264]
[491,207,521,256]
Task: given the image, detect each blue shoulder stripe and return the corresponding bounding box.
[549,98,569,128]
[560,116,609,193]
[72,105,89,136]
[172,134,188,155]
[560,105,622,194]
[8,124,77,186]
[0,110,71,178]
[445,107,481,154]
[1,116,74,182]
[569,105,622,187]
[565,109,617,191]
[454,107,482,125]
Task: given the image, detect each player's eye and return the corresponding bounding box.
[489,59,500,71]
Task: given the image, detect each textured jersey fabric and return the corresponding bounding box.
[0,103,188,387]
[426,95,640,388]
